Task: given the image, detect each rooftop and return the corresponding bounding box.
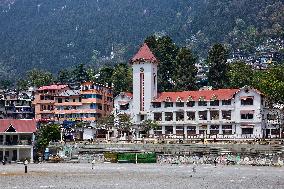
[153,89,240,102]
[38,84,69,91]
[57,90,81,97]
[0,119,37,133]
[131,43,158,64]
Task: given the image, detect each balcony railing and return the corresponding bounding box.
[1,140,32,145]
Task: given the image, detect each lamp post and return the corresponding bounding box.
[24,159,28,173]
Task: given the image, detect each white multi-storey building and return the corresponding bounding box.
[114,43,283,140]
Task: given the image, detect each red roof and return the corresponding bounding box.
[0,119,37,133]
[131,43,158,63]
[153,89,240,102]
[38,84,68,91]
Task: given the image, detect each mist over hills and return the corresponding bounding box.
[0,0,283,80]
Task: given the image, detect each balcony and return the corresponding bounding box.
[81,98,102,104]
[54,102,83,106]
[1,140,32,146]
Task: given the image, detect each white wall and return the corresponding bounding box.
[132,62,157,122]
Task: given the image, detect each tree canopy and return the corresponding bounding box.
[207,43,229,89]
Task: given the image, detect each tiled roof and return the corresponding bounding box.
[57,90,80,97]
[0,119,37,133]
[38,85,68,91]
[153,89,240,102]
[131,43,158,63]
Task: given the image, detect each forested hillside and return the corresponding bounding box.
[0,0,283,80]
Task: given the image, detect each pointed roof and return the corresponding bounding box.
[131,43,158,64]
[0,119,37,133]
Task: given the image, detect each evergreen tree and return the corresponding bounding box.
[26,69,54,87]
[111,63,132,96]
[173,47,198,91]
[72,63,89,84]
[145,35,179,92]
[228,61,254,88]
[207,43,229,89]
[57,69,71,84]
[96,66,114,87]
[0,79,12,90]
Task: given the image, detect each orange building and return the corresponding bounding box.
[33,85,69,121]
[52,82,113,122]
[34,83,113,123]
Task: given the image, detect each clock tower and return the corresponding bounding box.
[130,43,158,123]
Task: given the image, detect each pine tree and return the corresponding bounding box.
[145,35,179,92]
[173,47,198,91]
[207,43,229,89]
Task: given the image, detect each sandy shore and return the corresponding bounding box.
[0,163,284,189]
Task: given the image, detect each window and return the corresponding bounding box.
[119,104,129,110]
[176,112,184,121]
[222,100,231,105]
[58,98,62,103]
[65,98,69,102]
[187,126,196,135]
[199,111,207,120]
[242,128,253,135]
[241,97,254,105]
[210,100,219,106]
[199,125,207,135]
[176,102,184,107]
[165,126,173,135]
[210,111,219,120]
[73,99,76,102]
[164,102,173,108]
[241,113,254,119]
[90,104,97,109]
[222,125,232,135]
[82,94,102,99]
[187,111,195,121]
[186,101,195,107]
[96,94,103,99]
[210,125,219,135]
[165,112,173,121]
[222,111,231,120]
[176,126,184,136]
[198,101,207,106]
[154,113,162,121]
[152,102,161,108]
[154,126,163,136]
[98,104,102,110]
[140,115,145,121]
[271,129,280,135]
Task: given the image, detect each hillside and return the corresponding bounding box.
[0,0,283,80]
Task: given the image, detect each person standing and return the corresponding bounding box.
[92,158,96,169]
[192,161,197,173]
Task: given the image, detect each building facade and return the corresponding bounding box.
[54,82,113,122]
[0,119,36,162]
[33,85,70,121]
[0,90,34,119]
[114,43,283,140]
[34,83,113,123]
